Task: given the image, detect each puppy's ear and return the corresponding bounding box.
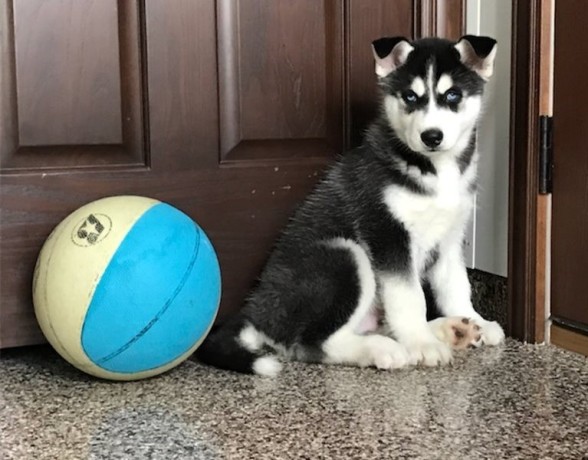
[455,35,497,80]
[372,37,413,78]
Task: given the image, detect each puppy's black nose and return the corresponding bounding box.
[421,129,443,148]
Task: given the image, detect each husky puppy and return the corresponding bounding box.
[197,35,505,376]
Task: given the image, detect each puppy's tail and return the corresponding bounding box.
[195,315,282,377]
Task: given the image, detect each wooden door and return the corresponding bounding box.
[0,1,462,348]
[551,0,588,346]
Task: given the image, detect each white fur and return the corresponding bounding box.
[428,237,474,318]
[380,275,452,366]
[414,159,504,348]
[480,46,497,79]
[239,324,295,376]
[411,77,426,97]
[384,65,483,154]
[239,323,293,358]
[436,74,453,94]
[239,324,265,352]
[252,356,282,377]
[375,62,389,78]
[428,317,457,345]
[384,157,473,266]
[322,238,409,370]
[323,327,409,370]
[478,320,505,345]
[327,238,376,333]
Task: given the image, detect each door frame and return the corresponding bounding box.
[508,0,552,343]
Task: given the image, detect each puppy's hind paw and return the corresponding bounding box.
[429,317,483,350]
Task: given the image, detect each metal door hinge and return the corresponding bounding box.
[539,116,553,194]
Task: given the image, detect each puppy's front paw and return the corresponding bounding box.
[479,320,505,346]
[430,317,505,348]
[404,338,453,366]
[366,335,409,370]
[430,317,483,350]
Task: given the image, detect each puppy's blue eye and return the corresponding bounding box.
[445,89,462,103]
[401,90,418,104]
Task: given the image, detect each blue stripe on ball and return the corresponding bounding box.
[81,203,221,373]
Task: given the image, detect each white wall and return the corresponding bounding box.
[464,0,511,277]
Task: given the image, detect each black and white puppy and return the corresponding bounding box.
[197,35,505,376]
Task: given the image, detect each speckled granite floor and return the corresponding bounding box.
[1,340,587,460]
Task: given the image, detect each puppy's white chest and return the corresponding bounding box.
[383,164,471,251]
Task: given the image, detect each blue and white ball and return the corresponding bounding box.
[33,196,221,381]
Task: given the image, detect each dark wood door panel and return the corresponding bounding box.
[217,0,343,162]
[14,0,122,146]
[551,0,588,327]
[417,0,466,40]
[0,0,145,171]
[144,0,219,171]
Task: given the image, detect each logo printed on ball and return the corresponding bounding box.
[72,214,112,247]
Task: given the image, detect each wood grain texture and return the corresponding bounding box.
[533,0,554,344]
[237,0,327,140]
[534,194,548,343]
[415,0,465,40]
[434,0,466,40]
[0,0,145,171]
[551,0,588,327]
[508,0,542,342]
[217,0,343,161]
[13,0,122,146]
[539,0,553,116]
[144,0,219,170]
[551,324,588,357]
